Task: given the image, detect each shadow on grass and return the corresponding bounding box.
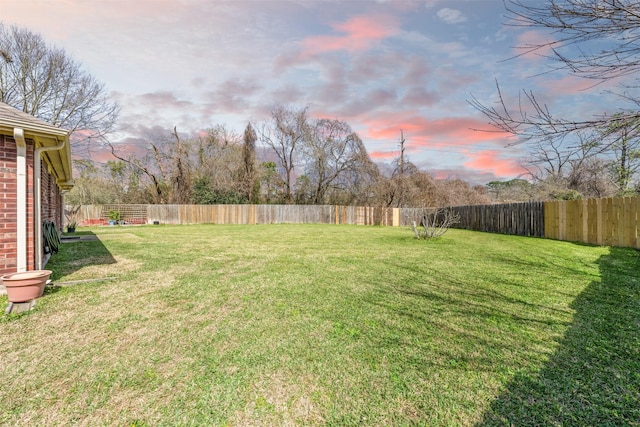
[1,232,115,320]
[47,231,116,280]
[476,247,640,426]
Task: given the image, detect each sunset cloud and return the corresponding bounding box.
[369,150,398,160]
[514,30,556,60]
[301,13,400,57]
[538,75,603,95]
[363,115,512,146]
[463,150,527,177]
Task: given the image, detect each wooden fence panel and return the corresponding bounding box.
[586,199,599,245]
[567,200,582,243]
[614,198,624,247]
[629,198,635,247]
[147,205,179,224]
[604,198,613,246]
[451,202,544,237]
[602,198,613,247]
[631,197,640,248]
[545,201,560,241]
[544,197,639,249]
[253,204,329,224]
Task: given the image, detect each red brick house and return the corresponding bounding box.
[0,102,73,275]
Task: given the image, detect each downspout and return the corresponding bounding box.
[34,139,66,270]
[13,128,27,272]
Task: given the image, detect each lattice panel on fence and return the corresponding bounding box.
[101,204,148,224]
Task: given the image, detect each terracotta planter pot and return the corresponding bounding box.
[1,270,52,303]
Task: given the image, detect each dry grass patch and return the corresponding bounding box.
[66,253,140,276]
[230,372,326,427]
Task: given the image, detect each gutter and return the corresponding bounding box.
[1,118,69,138]
[34,139,66,270]
[13,128,27,272]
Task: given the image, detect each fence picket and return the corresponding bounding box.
[449,201,545,237]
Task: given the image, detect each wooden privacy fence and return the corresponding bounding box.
[450,201,545,237]
[449,197,639,249]
[74,204,405,227]
[70,196,640,249]
[545,197,639,249]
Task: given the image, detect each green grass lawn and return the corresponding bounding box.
[1,224,638,426]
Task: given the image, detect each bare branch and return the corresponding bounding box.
[411,208,460,239]
[0,23,119,157]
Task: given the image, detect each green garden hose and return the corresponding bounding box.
[43,221,61,254]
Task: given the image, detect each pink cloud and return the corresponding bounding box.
[463,150,527,177]
[538,75,608,95]
[369,150,397,160]
[88,136,150,164]
[432,170,450,180]
[301,14,400,57]
[363,115,513,145]
[514,30,555,60]
[353,113,525,182]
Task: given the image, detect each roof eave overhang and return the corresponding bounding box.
[0,121,74,189]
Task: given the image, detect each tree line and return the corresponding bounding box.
[67,105,491,207]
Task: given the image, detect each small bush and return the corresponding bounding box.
[411,207,460,239]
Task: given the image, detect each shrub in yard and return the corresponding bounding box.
[411,207,460,239]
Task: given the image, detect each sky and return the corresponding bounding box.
[0,0,611,185]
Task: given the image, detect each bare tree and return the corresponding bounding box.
[107,140,167,204]
[600,114,640,192]
[170,127,192,204]
[334,151,380,206]
[470,81,637,154]
[260,105,309,204]
[65,159,117,205]
[302,119,374,204]
[104,127,196,204]
[0,23,119,152]
[437,178,492,207]
[567,157,616,198]
[504,0,640,81]
[469,1,640,193]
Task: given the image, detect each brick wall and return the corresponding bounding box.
[0,134,17,275]
[0,134,61,275]
[26,143,34,272]
[41,161,62,226]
